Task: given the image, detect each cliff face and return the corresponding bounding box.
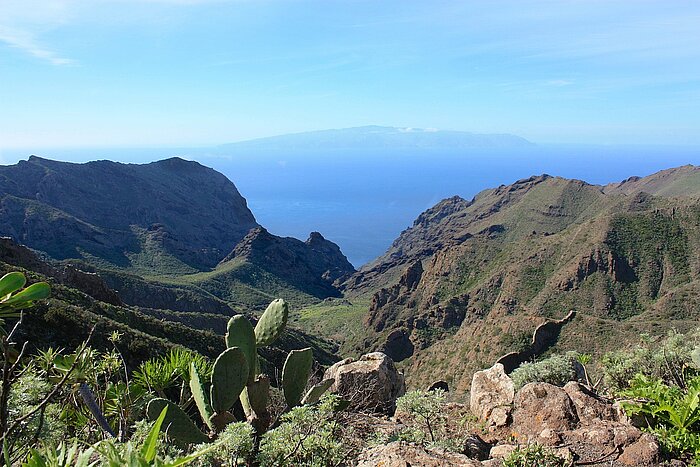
[221,227,355,298]
[342,166,700,390]
[0,156,259,270]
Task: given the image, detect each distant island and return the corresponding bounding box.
[217,125,534,151]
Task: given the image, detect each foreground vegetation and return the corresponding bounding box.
[3,269,700,466]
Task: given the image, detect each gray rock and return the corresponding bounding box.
[356,441,482,467]
[511,382,578,435]
[323,352,405,414]
[470,363,514,423]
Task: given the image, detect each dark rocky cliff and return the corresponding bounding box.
[0,156,258,269]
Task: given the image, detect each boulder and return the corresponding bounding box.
[619,433,660,466]
[511,382,578,436]
[355,442,482,467]
[323,352,405,414]
[563,381,616,424]
[470,363,514,424]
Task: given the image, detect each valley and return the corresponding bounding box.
[2,156,699,392]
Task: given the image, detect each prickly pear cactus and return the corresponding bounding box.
[226,314,257,381]
[282,347,313,408]
[254,299,288,347]
[210,347,248,414]
[146,398,209,445]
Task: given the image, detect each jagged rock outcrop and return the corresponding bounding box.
[323,352,405,414]
[496,310,577,373]
[221,227,355,298]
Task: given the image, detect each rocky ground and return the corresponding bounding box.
[326,353,671,466]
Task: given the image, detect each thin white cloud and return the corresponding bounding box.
[546,80,574,87]
[0,26,75,65]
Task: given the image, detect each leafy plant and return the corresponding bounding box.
[0,272,51,464]
[510,352,580,390]
[257,395,350,467]
[502,443,567,467]
[620,373,700,464]
[602,330,700,392]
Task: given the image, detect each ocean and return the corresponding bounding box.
[3,144,700,267]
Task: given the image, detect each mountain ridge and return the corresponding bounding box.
[0,156,355,313]
[333,165,700,390]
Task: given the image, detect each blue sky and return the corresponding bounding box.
[1,0,700,149]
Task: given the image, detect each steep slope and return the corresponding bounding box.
[0,237,338,369]
[341,167,700,390]
[0,156,355,311]
[0,156,258,270]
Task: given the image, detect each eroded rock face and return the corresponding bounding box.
[323,352,405,414]
[470,363,515,425]
[512,383,578,435]
[564,381,616,424]
[356,442,482,467]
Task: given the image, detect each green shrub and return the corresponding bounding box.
[620,374,700,465]
[502,443,567,467]
[193,423,254,467]
[257,395,350,467]
[602,330,700,392]
[394,389,465,451]
[510,352,580,390]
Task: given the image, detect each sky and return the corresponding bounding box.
[1,0,700,150]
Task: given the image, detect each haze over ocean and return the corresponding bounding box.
[2,144,699,267]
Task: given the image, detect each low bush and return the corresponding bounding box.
[502,443,568,467]
[602,329,700,393]
[257,394,351,467]
[510,352,581,390]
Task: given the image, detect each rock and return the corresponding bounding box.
[511,383,578,435]
[538,428,561,446]
[613,424,643,447]
[355,441,482,467]
[489,406,510,427]
[463,434,490,461]
[563,381,616,424]
[470,363,514,424]
[428,380,449,392]
[480,460,502,467]
[323,352,405,414]
[619,433,660,466]
[488,444,517,459]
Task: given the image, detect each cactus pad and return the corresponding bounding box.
[282,347,313,408]
[302,378,334,405]
[210,347,249,414]
[254,299,288,347]
[146,398,209,445]
[226,314,257,381]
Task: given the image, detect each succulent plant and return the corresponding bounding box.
[147,298,334,446]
